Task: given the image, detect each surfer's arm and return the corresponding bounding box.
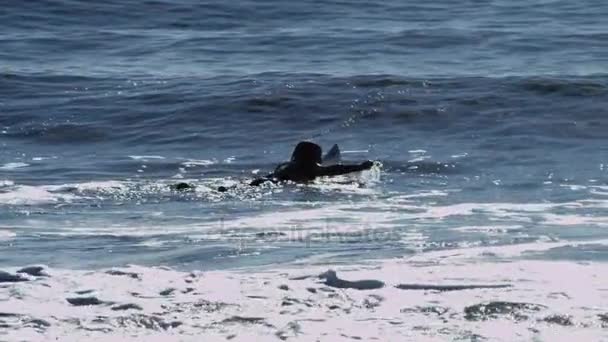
[217,176,274,192]
[218,171,279,191]
[317,161,374,177]
[250,162,294,186]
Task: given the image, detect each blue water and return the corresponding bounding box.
[1,0,607,270]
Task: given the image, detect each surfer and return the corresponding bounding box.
[248,141,374,187]
[171,141,375,192]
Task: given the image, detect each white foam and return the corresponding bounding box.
[181,159,216,167]
[0,185,77,205]
[561,184,587,191]
[542,213,608,226]
[0,229,16,240]
[0,180,14,187]
[407,156,430,162]
[128,155,165,160]
[0,162,29,170]
[388,189,450,200]
[66,180,127,192]
[590,186,608,197]
[1,245,608,341]
[451,225,523,234]
[451,152,468,158]
[407,238,608,261]
[0,180,135,206]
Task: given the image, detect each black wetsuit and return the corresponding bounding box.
[250,160,374,186]
[173,141,374,192]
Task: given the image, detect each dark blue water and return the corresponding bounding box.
[1,0,607,270]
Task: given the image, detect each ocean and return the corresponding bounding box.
[1,0,608,340]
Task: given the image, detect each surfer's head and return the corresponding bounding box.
[290,141,322,166]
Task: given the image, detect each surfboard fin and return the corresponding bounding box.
[322,144,341,165]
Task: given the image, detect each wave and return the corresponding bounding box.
[520,77,608,96]
[3,73,607,129]
[3,123,109,144]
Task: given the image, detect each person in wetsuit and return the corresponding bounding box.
[173,141,374,192]
[249,141,374,186]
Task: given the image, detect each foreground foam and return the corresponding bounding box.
[1,247,607,341]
